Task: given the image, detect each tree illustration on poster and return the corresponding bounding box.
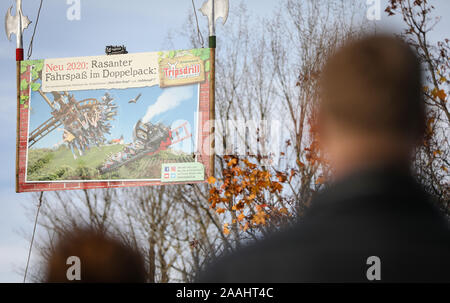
[20,60,44,108]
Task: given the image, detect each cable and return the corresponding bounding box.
[23,191,44,283]
[191,0,205,48]
[27,0,44,60]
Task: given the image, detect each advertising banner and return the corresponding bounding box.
[17,48,212,193]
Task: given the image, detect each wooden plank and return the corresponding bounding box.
[209,47,216,177]
[15,61,20,192]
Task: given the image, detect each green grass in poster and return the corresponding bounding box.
[26,146,194,181]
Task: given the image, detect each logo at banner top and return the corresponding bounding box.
[159,56,205,88]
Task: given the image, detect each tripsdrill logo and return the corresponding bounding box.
[163,61,202,80]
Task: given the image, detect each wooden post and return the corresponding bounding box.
[209,37,216,177]
[16,61,21,192]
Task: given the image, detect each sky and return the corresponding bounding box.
[0,0,448,283]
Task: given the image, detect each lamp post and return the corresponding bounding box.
[199,0,229,177]
[5,0,31,191]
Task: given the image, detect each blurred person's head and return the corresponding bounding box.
[318,34,424,177]
[46,228,146,283]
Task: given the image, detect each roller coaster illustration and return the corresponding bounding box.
[99,120,192,174]
[30,90,193,174]
[29,91,118,151]
[29,91,118,163]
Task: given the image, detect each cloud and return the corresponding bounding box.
[142,86,193,123]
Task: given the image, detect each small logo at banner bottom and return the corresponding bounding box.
[161,162,205,183]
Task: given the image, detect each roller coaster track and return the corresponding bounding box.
[28,98,99,148]
[28,116,62,148]
[77,98,98,109]
[99,122,193,174]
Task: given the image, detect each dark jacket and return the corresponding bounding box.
[198,167,450,282]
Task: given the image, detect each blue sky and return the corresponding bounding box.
[0,0,448,283]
